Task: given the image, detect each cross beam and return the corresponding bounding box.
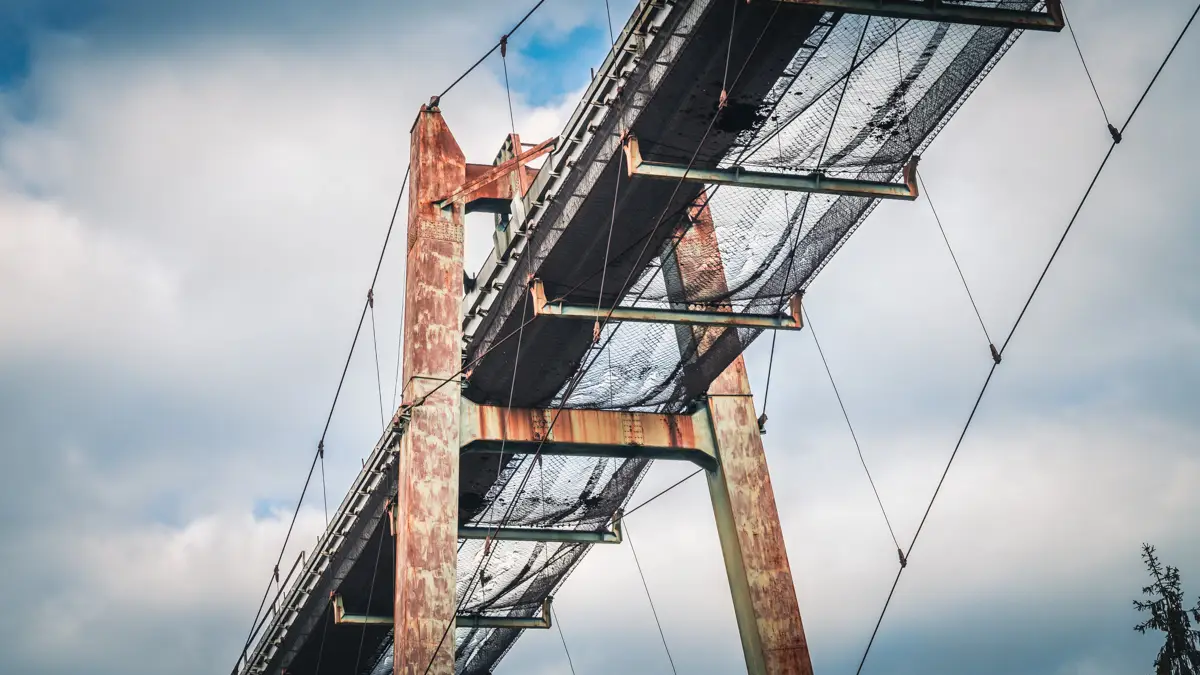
[776,0,1064,32]
[458,522,622,545]
[334,596,555,631]
[623,134,919,201]
[530,279,805,331]
[457,598,553,630]
[460,398,719,472]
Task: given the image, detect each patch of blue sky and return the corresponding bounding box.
[506,22,610,107]
[253,498,292,520]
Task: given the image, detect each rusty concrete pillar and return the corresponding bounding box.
[662,196,813,675]
[395,100,466,675]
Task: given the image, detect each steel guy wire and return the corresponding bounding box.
[369,293,386,431]
[438,0,548,100]
[352,519,389,675]
[552,605,579,675]
[915,169,997,357]
[233,163,410,671]
[854,6,1199,671]
[623,468,704,519]
[1062,1,1115,133]
[802,306,901,553]
[625,521,679,675]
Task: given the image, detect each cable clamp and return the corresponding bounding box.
[718,88,728,111]
[898,548,908,569]
[500,34,508,59]
[273,564,280,583]
[367,288,374,308]
[318,440,325,458]
[989,343,1002,365]
[1107,123,1122,144]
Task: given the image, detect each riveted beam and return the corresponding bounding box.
[459,520,622,544]
[624,134,919,201]
[776,0,1064,32]
[460,398,718,472]
[530,279,804,331]
[457,598,553,630]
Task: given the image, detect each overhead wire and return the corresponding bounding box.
[804,306,901,554]
[437,0,548,101]
[624,522,679,675]
[369,290,386,431]
[233,164,410,672]
[915,169,997,359]
[1062,1,1118,139]
[853,6,1200,671]
[552,605,579,675]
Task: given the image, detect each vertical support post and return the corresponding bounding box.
[663,196,813,674]
[395,98,466,675]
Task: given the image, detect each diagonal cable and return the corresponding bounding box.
[854,6,1199,671]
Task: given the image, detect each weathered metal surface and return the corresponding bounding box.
[397,100,466,675]
[529,278,804,330]
[665,194,813,674]
[625,134,920,201]
[782,0,1063,31]
[458,522,622,544]
[459,398,718,471]
[457,598,553,630]
[436,136,555,210]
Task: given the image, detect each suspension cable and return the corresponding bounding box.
[552,605,579,675]
[803,307,901,553]
[437,0,548,100]
[915,169,997,360]
[854,7,1199,670]
[1062,1,1119,140]
[234,164,410,671]
[625,522,679,675]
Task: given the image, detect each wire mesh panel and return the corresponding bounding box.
[556,8,1031,412]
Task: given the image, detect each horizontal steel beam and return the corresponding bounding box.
[531,279,804,331]
[777,0,1064,32]
[332,595,390,626]
[460,398,719,472]
[459,521,622,544]
[624,135,920,201]
[457,598,553,630]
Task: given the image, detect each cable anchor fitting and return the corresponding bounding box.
[989,343,1002,365]
[757,412,768,435]
[1107,123,1122,144]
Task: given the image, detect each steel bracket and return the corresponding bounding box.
[623,134,920,201]
[530,279,804,331]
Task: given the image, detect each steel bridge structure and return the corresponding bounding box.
[234,1,1062,673]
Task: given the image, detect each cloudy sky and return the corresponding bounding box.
[1,1,1198,674]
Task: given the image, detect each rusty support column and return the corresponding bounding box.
[662,196,812,675]
[395,98,466,675]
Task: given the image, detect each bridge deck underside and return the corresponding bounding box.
[240,1,1040,673]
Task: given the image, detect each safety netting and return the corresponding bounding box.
[370,3,1039,674]
[554,5,1034,412]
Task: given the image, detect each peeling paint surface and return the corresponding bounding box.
[396,104,466,675]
